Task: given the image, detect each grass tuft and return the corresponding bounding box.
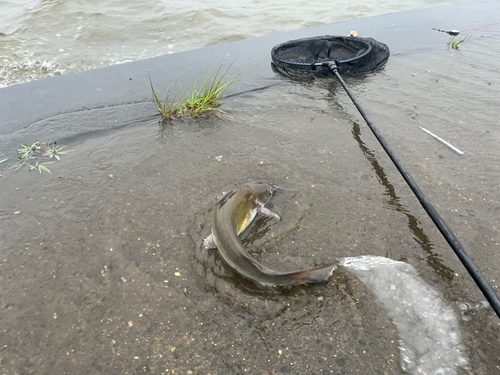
[149,62,238,120]
[149,75,188,119]
[447,35,471,49]
[11,140,73,174]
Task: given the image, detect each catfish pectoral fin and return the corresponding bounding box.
[292,265,336,285]
[257,206,280,221]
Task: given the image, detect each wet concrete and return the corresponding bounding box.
[1,1,500,374]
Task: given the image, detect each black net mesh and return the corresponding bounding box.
[271,35,390,79]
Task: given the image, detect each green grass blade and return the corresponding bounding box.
[149,74,164,114]
[38,164,52,174]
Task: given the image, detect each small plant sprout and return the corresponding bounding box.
[447,35,471,49]
[11,140,73,174]
[45,139,71,161]
[149,62,238,120]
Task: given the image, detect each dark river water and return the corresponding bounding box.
[1,21,500,375]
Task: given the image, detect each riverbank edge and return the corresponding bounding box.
[0,0,498,156]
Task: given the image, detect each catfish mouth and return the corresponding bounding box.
[259,183,296,205]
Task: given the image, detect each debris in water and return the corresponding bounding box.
[340,256,468,374]
[432,28,460,36]
[420,127,464,154]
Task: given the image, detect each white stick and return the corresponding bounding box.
[420,127,464,155]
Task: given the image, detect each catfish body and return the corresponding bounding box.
[205,181,334,287]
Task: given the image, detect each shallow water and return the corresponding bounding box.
[1,25,500,375]
[0,0,459,87]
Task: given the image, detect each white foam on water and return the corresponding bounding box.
[339,256,469,374]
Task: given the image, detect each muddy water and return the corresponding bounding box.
[2,35,500,374]
[0,0,459,87]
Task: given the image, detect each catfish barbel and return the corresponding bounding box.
[203,180,335,287]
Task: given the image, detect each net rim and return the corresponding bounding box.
[271,35,373,70]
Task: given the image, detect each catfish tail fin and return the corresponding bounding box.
[292,265,336,285]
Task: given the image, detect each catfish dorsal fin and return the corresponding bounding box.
[215,189,237,206]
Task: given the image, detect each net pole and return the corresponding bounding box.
[328,63,500,319]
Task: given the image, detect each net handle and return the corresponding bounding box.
[328,61,500,319]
